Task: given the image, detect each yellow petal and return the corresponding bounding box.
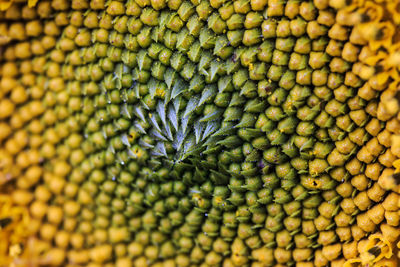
[344,0,366,12]
[343,258,362,267]
[0,1,12,11]
[387,2,400,24]
[393,159,400,173]
[388,68,400,81]
[384,51,400,69]
[28,0,39,8]
[360,1,383,23]
[364,234,392,263]
[364,50,387,66]
[388,78,400,91]
[366,22,395,51]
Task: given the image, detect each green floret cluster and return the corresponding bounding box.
[1,0,400,266]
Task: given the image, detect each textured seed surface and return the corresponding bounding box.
[1,0,400,266]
